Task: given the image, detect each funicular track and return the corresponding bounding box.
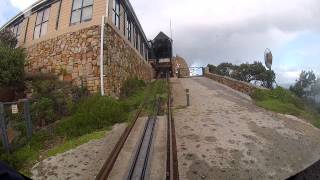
[95,76,178,180]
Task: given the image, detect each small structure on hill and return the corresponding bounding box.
[172,55,190,77]
[149,32,173,78]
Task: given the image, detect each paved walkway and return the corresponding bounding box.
[172,77,320,180]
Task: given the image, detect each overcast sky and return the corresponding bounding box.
[1,0,320,85]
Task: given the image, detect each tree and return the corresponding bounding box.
[208,61,275,89]
[216,63,237,76]
[290,71,316,97]
[0,28,18,48]
[0,29,25,87]
[207,64,218,74]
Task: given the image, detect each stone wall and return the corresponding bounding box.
[25,24,153,95]
[173,55,190,77]
[204,69,264,95]
[103,24,153,96]
[26,25,101,92]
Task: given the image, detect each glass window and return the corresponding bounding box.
[135,30,139,50]
[82,6,92,21]
[70,0,93,25]
[72,0,82,10]
[83,0,93,7]
[12,22,21,40]
[34,7,50,39]
[126,13,132,42]
[112,0,120,29]
[71,10,81,24]
[140,37,144,55]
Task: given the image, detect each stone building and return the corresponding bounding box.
[173,55,190,77]
[1,0,153,96]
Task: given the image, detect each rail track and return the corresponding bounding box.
[95,77,178,180]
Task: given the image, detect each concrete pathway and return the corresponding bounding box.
[31,123,127,180]
[172,77,320,180]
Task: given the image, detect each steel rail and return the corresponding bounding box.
[95,104,144,180]
[166,74,179,180]
[126,99,160,180]
[126,116,156,180]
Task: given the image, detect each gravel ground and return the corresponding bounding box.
[171,77,320,180]
[31,123,127,180]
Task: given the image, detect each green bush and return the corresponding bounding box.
[56,96,129,138]
[30,78,89,127]
[120,77,146,98]
[0,45,25,86]
[0,29,18,48]
[31,98,55,126]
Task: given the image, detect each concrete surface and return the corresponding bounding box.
[171,77,320,180]
[107,117,147,180]
[149,116,167,180]
[108,116,167,180]
[31,123,127,180]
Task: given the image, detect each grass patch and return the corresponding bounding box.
[56,95,129,138]
[251,87,320,127]
[47,130,106,157]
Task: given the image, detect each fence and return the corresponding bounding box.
[0,99,32,153]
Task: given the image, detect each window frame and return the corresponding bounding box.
[126,13,132,42]
[70,0,94,26]
[112,0,120,29]
[33,7,50,39]
[11,22,21,40]
[135,29,139,50]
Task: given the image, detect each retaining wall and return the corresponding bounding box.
[25,24,153,96]
[204,70,264,95]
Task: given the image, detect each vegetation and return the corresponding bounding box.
[0,77,168,176]
[0,29,25,87]
[56,95,129,138]
[0,28,18,48]
[30,77,88,127]
[251,87,320,127]
[47,130,107,157]
[208,61,275,88]
[290,70,316,98]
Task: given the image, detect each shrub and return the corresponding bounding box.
[56,96,129,138]
[0,28,17,48]
[31,98,55,126]
[0,45,25,87]
[120,77,146,98]
[30,78,89,127]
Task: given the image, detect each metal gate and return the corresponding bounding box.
[0,99,32,153]
[177,67,205,78]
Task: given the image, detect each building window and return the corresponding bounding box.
[140,37,144,55]
[70,0,93,25]
[126,14,132,42]
[135,30,139,50]
[145,46,148,61]
[11,22,21,40]
[112,0,120,29]
[124,11,126,36]
[34,7,50,39]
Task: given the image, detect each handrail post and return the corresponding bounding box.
[0,103,10,153]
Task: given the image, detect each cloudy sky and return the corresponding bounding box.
[1,0,320,85]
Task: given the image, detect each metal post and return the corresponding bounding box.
[0,103,10,153]
[186,89,190,106]
[23,100,32,139]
